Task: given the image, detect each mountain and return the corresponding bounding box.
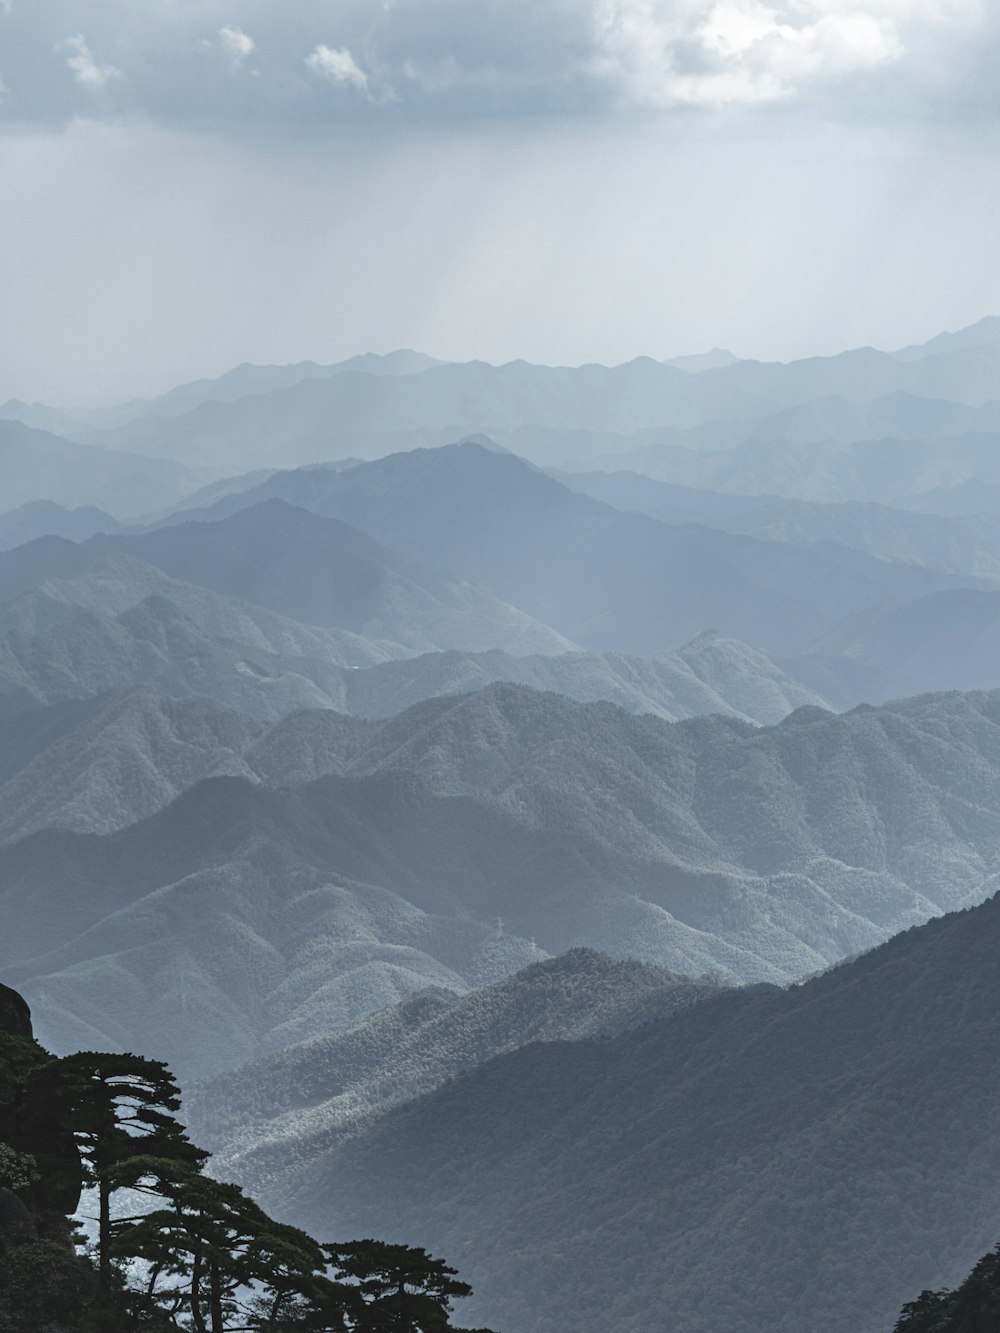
[80,500,573,656]
[0,687,262,843]
[663,348,741,373]
[561,472,1000,584]
[0,501,123,552]
[328,632,831,724]
[892,314,1000,362]
[276,889,1000,1333]
[9,685,1000,1077]
[805,588,1000,698]
[568,431,1000,510]
[181,443,962,657]
[0,552,407,721]
[77,329,1000,473]
[80,350,448,431]
[0,420,202,518]
[185,949,723,1198]
[0,640,828,846]
[0,772,568,1073]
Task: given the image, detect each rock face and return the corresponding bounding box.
[0,982,82,1218]
[0,984,32,1039]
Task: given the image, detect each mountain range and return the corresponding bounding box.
[185,948,724,1202]
[173,443,967,658]
[279,884,1000,1333]
[9,684,1000,1079]
[50,318,1000,475]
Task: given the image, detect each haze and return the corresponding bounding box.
[1,0,999,403]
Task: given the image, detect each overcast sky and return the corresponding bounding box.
[0,0,997,404]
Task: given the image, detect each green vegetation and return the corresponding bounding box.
[11,683,1000,1075]
[892,1244,1000,1330]
[277,891,1000,1333]
[185,949,723,1207]
[0,988,494,1333]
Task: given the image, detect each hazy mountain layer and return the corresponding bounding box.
[0,552,408,721]
[81,500,573,656]
[806,588,1000,698]
[0,419,202,518]
[8,686,1000,1078]
[79,331,1000,472]
[0,641,827,845]
[0,501,123,552]
[283,889,1000,1333]
[580,431,1000,510]
[186,443,960,657]
[562,471,1000,583]
[0,772,567,1074]
[325,632,831,725]
[0,687,263,843]
[186,949,723,1199]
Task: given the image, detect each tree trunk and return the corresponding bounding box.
[98,1176,111,1292]
[190,1246,207,1333]
[209,1256,225,1333]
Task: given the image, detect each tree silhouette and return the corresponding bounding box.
[327,1240,488,1331]
[48,1051,207,1293]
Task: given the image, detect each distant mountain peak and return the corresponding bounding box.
[663,348,741,373]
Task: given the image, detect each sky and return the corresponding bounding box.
[0,0,998,405]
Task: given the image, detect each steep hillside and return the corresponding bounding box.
[186,949,723,1197]
[280,892,1000,1333]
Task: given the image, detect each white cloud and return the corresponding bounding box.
[218,25,255,70]
[62,34,121,89]
[305,44,369,93]
[0,1,12,17]
[592,0,975,106]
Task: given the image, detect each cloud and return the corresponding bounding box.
[0,0,986,127]
[305,43,369,93]
[218,25,255,70]
[0,1,12,16]
[62,33,120,89]
[591,0,928,107]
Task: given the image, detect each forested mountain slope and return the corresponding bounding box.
[186,949,723,1199]
[8,687,1000,1076]
[283,891,1000,1333]
[0,637,830,842]
[0,553,408,721]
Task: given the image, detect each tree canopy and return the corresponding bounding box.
[0,1011,497,1333]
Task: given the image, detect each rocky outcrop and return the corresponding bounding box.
[0,984,31,1040]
